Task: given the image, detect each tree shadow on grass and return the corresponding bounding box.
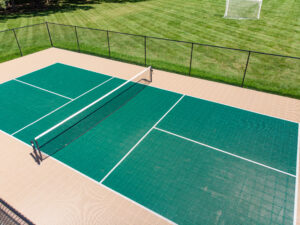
[0,0,148,23]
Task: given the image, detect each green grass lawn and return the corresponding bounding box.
[0,0,300,99]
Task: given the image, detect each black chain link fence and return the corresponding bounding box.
[1,21,299,99]
[0,198,35,225]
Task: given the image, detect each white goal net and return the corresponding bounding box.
[224,0,263,19]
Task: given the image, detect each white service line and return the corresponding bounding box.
[0,129,176,225]
[293,123,300,225]
[154,127,296,178]
[14,79,73,100]
[11,77,114,135]
[100,95,185,184]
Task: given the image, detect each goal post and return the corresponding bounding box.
[224,0,263,19]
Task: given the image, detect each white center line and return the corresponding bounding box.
[12,77,114,135]
[154,127,296,178]
[14,79,73,100]
[100,95,185,184]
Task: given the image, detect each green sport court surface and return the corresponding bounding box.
[0,63,299,225]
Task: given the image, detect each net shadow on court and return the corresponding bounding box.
[34,79,151,160]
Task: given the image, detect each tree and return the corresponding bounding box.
[0,0,7,9]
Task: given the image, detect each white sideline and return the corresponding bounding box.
[0,129,176,225]
[99,95,185,184]
[293,124,300,225]
[11,77,114,135]
[14,79,73,100]
[154,127,296,178]
[34,67,152,141]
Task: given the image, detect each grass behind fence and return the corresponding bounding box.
[48,24,78,51]
[76,27,109,57]
[0,30,21,63]
[191,45,248,86]
[15,24,51,56]
[147,38,191,75]
[0,22,299,100]
[245,54,300,98]
[109,32,145,65]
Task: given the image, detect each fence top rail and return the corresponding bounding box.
[0,22,46,33]
[0,28,13,33]
[0,21,299,60]
[48,22,146,38]
[14,22,47,30]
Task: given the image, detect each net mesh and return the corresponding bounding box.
[224,0,262,19]
[33,67,152,158]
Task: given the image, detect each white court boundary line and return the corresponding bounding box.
[100,95,185,184]
[154,127,296,178]
[0,129,176,225]
[11,77,114,135]
[293,124,300,225]
[14,79,73,100]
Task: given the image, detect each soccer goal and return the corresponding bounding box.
[224,0,262,19]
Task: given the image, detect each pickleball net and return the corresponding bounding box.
[31,66,153,158]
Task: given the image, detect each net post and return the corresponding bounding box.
[74,26,80,52]
[45,22,53,47]
[150,66,153,82]
[241,51,251,87]
[189,43,194,76]
[12,29,22,56]
[107,30,111,58]
[34,139,43,161]
[30,140,35,151]
[31,140,42,163]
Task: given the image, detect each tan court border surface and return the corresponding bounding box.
[0,48,300,225]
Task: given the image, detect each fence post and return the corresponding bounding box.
[45,22,53,47]
[241,51,251,87]
[189,43,194,76]
[144,36,147,66]
[74,26,80,52]
[107,30,111,58]
[12,29,22,56]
